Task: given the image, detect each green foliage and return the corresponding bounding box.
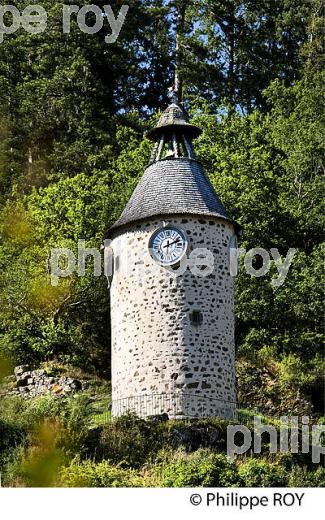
[0,176,111,369]
[185,0,310,110]
[288,466,325,487]
[0,394,94,485]
[59,459,146,488]
[0,445,26,486]
[0,394,92,455]
[237,459,288,487]
[1,422,65,487]
[93,413,165,468]
[0,420,25,461]
[159,450,292,488]
[278,354,324,390]
[160,449,239,487]
[0,108,17,194]
[1,397,324,488]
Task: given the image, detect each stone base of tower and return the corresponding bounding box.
[112,393,236,420]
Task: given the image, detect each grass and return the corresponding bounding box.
[89,396,111,427]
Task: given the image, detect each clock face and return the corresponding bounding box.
[149,226,188,266]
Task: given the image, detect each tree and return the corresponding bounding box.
[182,0,311,111]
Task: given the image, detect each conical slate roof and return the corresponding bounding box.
[107,103,240,237]
[108,159,236,235]
[147,103,202,140]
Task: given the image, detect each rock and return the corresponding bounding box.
[16,372,31,387]
[33,369,45,377]
[4,365,83,399]
[14,365,30,378]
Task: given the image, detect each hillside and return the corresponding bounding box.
[0,362,324,487]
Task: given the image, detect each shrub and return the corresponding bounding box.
[0,397,28,429]
[160,449,239,487]
[288,466,325,487]
[278,354,315,390]
[0,395,92,457]
[0,394,94,486]
[1,445,26,487]
[1,420,66,487]
[56,395,93,456]
[0,420,25,466]
[59,459,146,487]
[166,418,229,452]
[0,395,62,431]
[237,459,288,487]
[90,413,166,468]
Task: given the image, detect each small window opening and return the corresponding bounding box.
[190,310,203,326]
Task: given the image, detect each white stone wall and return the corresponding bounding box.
[110,216,236,419]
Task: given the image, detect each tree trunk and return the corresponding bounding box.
[175,1,187,105]
[227,8,236,107]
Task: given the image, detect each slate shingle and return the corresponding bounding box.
[108,158,237,235]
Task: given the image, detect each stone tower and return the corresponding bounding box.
[106,103,240,419]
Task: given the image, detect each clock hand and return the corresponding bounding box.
[164,239,180,248]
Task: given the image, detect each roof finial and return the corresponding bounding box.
[146,103,202,141]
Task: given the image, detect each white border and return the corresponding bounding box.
[0,488,323,520]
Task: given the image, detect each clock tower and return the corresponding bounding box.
[106,103,240,419]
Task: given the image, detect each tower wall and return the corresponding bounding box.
[110,215,236,419]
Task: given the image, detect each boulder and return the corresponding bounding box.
[14,365,30,378]
[33,369,45,377]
